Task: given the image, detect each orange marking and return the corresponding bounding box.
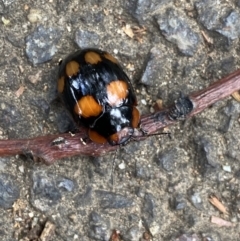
[109,133,119,144]
[88,129,107,144]
[57,76,65,93]
[74,95,102,118]
[85,51,101,64]
[109,127,133,145]
[66,61,80,76]
[131,107,140,128]
[104,53,118,64]
[107,80,128,107]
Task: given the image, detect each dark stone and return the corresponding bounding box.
[169,194,186,210]
[140,47,168,86]
[124,0,170,21]
[2,0,15,6]
[216,11,240,40]
[2,69,19,90]
[33,179,61,202]
[96,190,134,209]
[31,98,50,117]
[187,187,203,210]
[128,213,139,222]
[6,33,25,48]
[56,0,70,14]
[234,169,240,179]
[221,101,238,117]
[142,193,156,224]
[156,148,178,172]
[32,172,74,207]
[0,230,6,237]
[218,101,238,133]
[195,0,221,30]
[193,137,219,176]
[75,30,100,49]
[0,102,22,129]
[88,211,110,241]
[56,110,77,133]
[0,174,20,209]
[155,8,201,56]
[57,178,75,192]
[183,214,197,229]
[0,2,4,14]
[135,186,145,198]
[71,9,104,27]
[135,165,150,180]
[205,56,236,80]
[201,231,224,241]
[196,3,240,41]
[220,56,235,74]
[195,0,219,30]
[25,25,62,65]
[236,0,240,8]
[0,59,7,67]
[123,226,141,241]
[75,186,92,207]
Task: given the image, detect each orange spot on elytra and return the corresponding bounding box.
[88,129,107,144]
[85,51,101,64]
[107,80,128,107]
[66,61,80,76]
[131,107,140,128]
[109,132,119,143]
[57,76,65,93]
[104,53,118,64]
[74,95,102,118]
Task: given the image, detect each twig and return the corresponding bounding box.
[209,194,228,214]
[210,216,235,227]
[0,69,240,165]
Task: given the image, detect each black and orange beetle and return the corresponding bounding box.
[57,48,140,145]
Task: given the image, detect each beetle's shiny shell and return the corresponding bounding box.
[58,48,140,145]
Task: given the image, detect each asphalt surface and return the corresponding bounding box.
[0,0,240,240]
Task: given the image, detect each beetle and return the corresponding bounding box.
[57,48,140,145]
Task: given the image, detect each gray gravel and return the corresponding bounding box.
[0,0,240,240]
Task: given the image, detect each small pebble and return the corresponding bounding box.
[150,107,155,113]
[28,71,42,84]
[27,9,42,23]
[2,16,10,25]
[32,217,39,227]
[73,234,79,240]
[118,162,126,170]
[149,222,160,236]
[141,99,147,105]
[222,165,231,173]
[25,25,62,65]
[18,165,24,173]
[15,217,23,222]
[189,192,203,210]
[75,29,100,48]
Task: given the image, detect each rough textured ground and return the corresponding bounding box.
[0,0,240,240]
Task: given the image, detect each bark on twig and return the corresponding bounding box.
[0,69,240,165]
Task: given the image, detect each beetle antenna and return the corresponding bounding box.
[132,126,171,141]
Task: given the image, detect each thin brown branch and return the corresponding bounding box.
[0,131,116,165]
[0,69,240,165]
[140,68,240,134]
